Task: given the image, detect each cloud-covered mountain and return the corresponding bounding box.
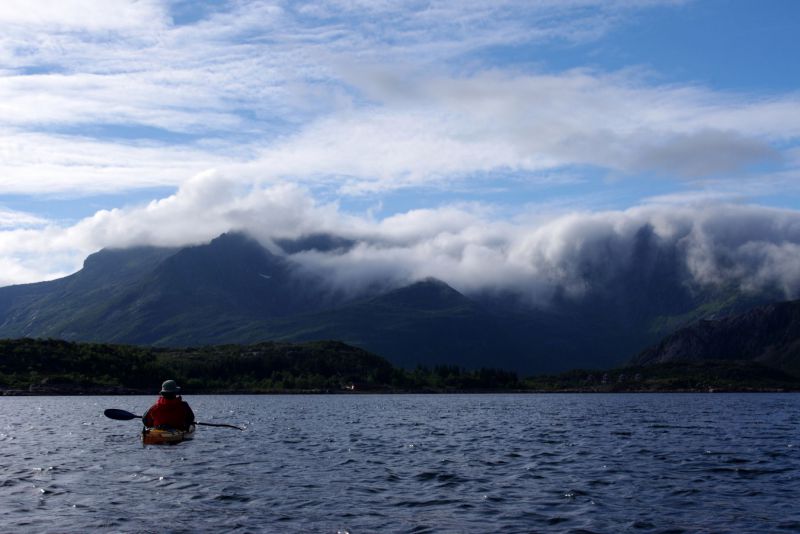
[8,169,800,302]
[1,2,799,336]
[0,233,335,346]
[265,197,800,309]
[0,228,784,375]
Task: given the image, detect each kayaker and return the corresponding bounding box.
[142,380,195,431]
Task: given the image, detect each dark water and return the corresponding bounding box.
[1,394,799,533]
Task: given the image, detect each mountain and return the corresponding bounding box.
[633,299,800,375]
[0,233,332,346]
[0,231,779,375]
[262,278,528,371]
[0,245,177,341]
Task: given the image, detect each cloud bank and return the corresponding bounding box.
[1,0,799,303]
[4,175,800,305]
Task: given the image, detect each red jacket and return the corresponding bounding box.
[142,396,195,430]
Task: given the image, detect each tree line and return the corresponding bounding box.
[2,338,797,394]
[0,338,522,393]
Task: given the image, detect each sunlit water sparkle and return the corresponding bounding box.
[1,394,798,533]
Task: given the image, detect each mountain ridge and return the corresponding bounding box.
[0,231,780,374]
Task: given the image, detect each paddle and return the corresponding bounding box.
[104,408,244,430]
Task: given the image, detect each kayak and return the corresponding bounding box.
[142,424,196,445]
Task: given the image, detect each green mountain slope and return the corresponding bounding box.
[258,278,530,371]
[634,299,800,375]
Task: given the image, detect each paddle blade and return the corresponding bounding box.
[104,409,141,421]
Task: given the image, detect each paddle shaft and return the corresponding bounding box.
[196,421,244,430]
[104,408,243,430]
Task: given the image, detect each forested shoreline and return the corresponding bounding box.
[0,338,519,394]
[1,338,798,395]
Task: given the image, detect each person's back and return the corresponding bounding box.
[142,380,195,430]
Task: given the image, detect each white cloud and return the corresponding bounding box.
[292,202,800,301]
[4,174,800,306]
[0,256,74,286]
[0,0,168,31]
[242,70,797,194]
[1,0,799,298]
[0,130,240,194]
[0,208,48,228]
[3,66,796,197]
[0,72,246,133]
[2,0,773,200]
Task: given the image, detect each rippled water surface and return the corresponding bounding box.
[1,394,799,533]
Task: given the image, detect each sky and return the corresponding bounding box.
[2,0,800,299]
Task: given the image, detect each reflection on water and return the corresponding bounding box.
[0,394,799,532]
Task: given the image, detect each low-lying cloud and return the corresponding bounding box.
[4,174,800,305]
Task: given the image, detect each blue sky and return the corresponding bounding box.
[1,0,800,289]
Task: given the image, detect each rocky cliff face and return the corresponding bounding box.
[634,300,800,375]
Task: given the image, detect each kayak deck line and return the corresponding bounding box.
[141,424,196,445]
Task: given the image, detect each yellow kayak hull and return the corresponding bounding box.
[142,425,196,445]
